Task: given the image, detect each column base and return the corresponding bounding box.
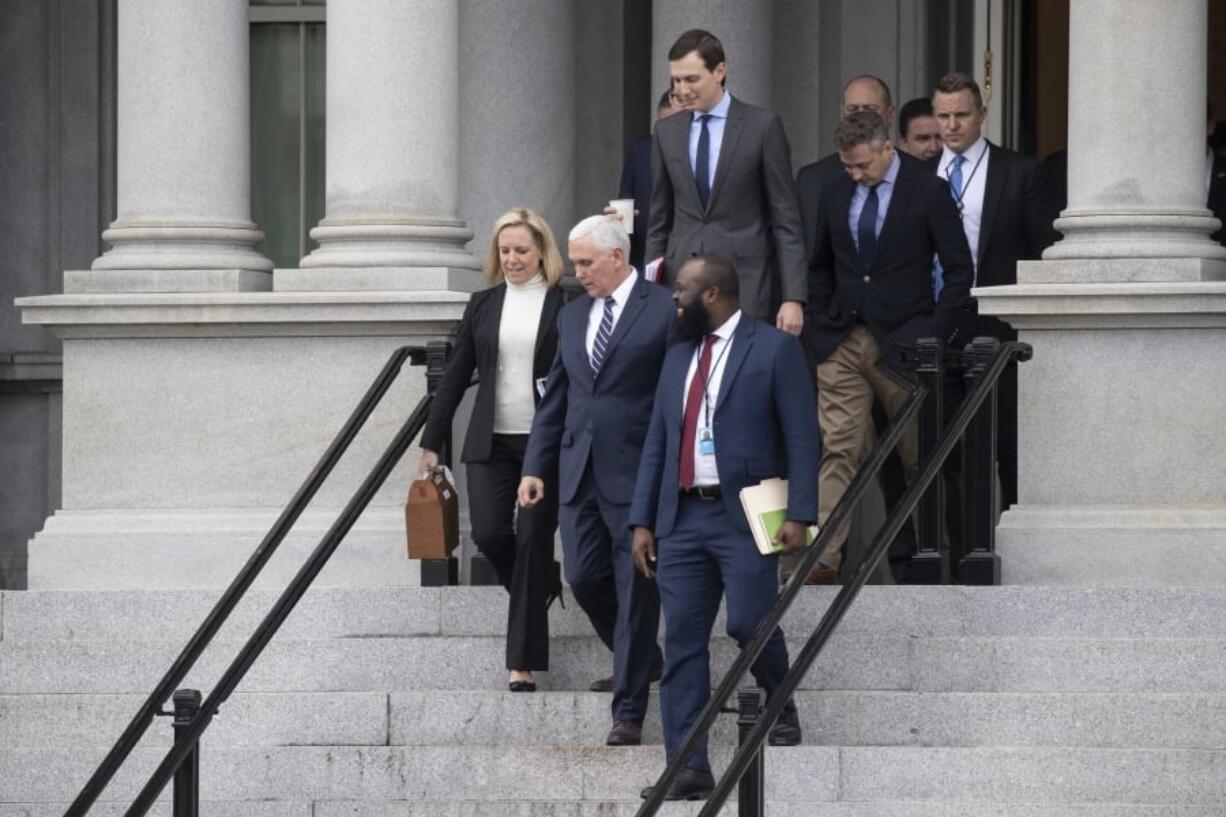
[1045,210,1226,265]
[66,269,272,293]
[999,504,1226,585]
[93,220,274,283]
[275,266,482,292]
[301,217,482,275]
[1019,257,1226,284]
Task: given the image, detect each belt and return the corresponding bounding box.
[680,484,722,500]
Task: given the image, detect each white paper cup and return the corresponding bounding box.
[609,198,635,234]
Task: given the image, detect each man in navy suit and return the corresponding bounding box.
[618,90,683,270]
[808,111,973,581]
[629,255,818,801]
[519,215,675,747]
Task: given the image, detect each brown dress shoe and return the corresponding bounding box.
[605,720,643,746]
[782,563,839,585]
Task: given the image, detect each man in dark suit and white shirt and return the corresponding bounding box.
[929,72,1059,515]
[808,111,973,580]
[519,215,674,748]
[630,255,817,801]
[646,29,807,336]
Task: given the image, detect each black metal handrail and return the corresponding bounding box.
[66,341,449,817]
[636,338,1030,816]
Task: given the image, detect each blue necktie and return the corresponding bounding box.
[590,296,615,378]
[948,153,967,202]
[857,184,879,267]
[695,114,711,209]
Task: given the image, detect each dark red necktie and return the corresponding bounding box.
[680,334,719,489]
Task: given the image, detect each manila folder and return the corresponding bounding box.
[738,477,818,555]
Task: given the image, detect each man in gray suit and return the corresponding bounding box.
[646,29,808,336]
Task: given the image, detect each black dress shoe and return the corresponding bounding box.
[589,657,665,692]
[768,709,802,746]
[508,680,536,692]
[605,720,642,746]
[639,768,716,801]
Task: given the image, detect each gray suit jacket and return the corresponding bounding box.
[645,96,807,321]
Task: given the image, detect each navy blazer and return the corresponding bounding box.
[807,152,974,365]
[420,283,567,463]
[521,274,677,506]
[618,134,653,270]
[628,316,819,539]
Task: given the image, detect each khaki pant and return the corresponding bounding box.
[816,325,918,571]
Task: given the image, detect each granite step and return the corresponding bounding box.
[14,585,1226,642]
[5,745,1226,805]
[5,633,1226,695]
[7,803,1226,817]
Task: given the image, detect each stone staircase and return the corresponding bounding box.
[4,585,1226,815]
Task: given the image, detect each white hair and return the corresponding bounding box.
[568,214,631,260]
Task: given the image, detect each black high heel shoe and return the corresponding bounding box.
[545,560,565,610]
[508,679,537,692]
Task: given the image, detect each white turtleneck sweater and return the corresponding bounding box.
[493,273,548,434]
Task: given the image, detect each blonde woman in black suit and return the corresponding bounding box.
[419,207,568,692]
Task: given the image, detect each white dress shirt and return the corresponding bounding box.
[687,91,732,191]
[939,135,990,282]
[681,309,741,486]
[493,273,547,434]
[585,269,639,360]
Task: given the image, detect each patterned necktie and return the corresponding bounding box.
[679,334,719,489]
[695,114,711,209]
[857,183,879,267]
[590,296,616,378]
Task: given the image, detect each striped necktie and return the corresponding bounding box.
[590,296,616,378]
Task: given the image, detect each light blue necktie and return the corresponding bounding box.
[590,296,615,378]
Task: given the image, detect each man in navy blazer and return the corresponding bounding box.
[807,111,973,581]
[629,255,818,801]
[519,215,676,747]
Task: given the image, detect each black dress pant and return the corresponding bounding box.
[466,434,560,671]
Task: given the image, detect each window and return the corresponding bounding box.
[250,2,326,268]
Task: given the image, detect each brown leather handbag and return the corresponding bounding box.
[405,468,459,559]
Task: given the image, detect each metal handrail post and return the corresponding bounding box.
[906,337,949,583]
[170,690,201,817]
[960,337,1006,585]
[735,688,765,817]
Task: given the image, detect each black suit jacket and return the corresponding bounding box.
[926,143,1060,288]
[420,283,567,463]
[807,153,974,364]
[618,134,653,270]
[1209,152,1226,246]
[795,152,845,263]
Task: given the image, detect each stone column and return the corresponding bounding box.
[79,0,272,293]
[289,0,480,291]
[979,0,1226,584]
[458,0,576,251]
[652,0,773,115]
[1031,0,1226,281]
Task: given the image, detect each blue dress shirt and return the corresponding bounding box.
[687,91,732,191]
[848,151,901,253]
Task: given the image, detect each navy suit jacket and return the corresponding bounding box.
[522,274,677,506]
[628,316,819,539]
[619,134,653,270]
[807,153,974,364]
